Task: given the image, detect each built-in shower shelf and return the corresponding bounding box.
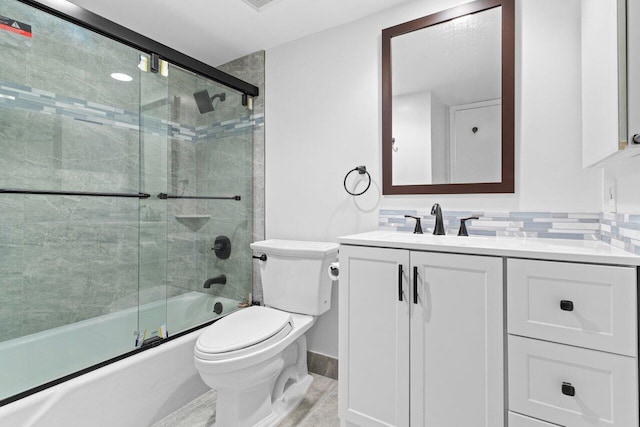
[175,215,211,232]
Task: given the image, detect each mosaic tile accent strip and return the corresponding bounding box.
[600,213,640,255]
[0,79,263,143]
[379,210,602,241]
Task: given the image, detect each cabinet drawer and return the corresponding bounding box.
[509,412,561,426]
[508,259,637,356]
[509,336,638,427]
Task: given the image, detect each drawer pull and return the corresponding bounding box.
[561,382,576,397]
[560,300,574,311]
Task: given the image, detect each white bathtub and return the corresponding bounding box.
[0,292,239,426]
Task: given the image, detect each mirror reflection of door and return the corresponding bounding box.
[449,100,501,183]
[390,6,502,187]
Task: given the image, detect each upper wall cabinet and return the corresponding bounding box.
[582,0,639,167]
[629,0,640,149]
[382,0,515,195]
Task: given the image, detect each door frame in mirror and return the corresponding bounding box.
[382,0,515,195]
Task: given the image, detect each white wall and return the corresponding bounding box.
[265,0,603,358]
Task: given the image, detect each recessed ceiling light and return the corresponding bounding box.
[240,0,284,11]
[111,72,133,82]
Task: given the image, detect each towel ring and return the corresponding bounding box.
[344,166,371,196]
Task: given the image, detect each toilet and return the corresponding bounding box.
[194,239,339,427]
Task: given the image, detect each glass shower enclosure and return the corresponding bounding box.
[0,0,256,403]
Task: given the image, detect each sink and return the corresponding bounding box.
[381,232,499,245]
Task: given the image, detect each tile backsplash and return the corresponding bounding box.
[601,213,640,255]
[379,210,601,240]
[379,210,640,255]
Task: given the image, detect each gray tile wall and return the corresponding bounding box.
[0,0,262,342]
[219,51,266,303]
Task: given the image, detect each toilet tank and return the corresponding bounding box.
[250,240,339,316]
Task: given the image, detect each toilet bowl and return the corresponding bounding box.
[194,240,339,427]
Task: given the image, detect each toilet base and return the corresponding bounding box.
[253,374,313,427]
[209,336,313,427]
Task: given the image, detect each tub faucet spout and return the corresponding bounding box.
[431,203,445,235]
[204,274,227,289]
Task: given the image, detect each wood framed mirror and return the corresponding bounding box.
[382,0,515,195]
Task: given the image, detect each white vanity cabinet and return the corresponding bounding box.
[338,244,504,427]
[338,231,640,427]
[507,259,639,427]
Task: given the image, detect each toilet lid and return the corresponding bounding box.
[196,306,292,354]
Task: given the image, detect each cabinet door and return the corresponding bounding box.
[409,252,504,427]
[339,245,410,427]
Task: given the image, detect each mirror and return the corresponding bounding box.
[382,0,514,194]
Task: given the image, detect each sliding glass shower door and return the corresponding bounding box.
[0,0,254,404]
[0,0,145,400]
[162,64,253,335]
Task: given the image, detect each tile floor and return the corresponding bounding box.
[152,374,339,427]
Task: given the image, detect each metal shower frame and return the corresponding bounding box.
[15,0,260,98]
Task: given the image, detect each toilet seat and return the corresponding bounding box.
[195,306,293,362]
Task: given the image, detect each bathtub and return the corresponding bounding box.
[0,292,238,426]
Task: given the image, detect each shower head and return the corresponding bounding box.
[193,90,226,114]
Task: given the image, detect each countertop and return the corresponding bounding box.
[338,231,640,266]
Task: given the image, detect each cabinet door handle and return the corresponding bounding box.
[413,266,418,304]
[561,382,575,397]
[398,264,403,302]
[560,300,574,311]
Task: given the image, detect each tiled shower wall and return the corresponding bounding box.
[219,51,266,303]
[0,0,143,341]
[0,0,264,341]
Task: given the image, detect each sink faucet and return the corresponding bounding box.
[458,216,480,236]
[431,203,445,235]
[404,215,423,234]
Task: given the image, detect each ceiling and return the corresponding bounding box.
[65,0,417,67]
[392,6,501,106]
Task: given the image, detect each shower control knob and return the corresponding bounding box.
[632,134,640,144]
[212,236,231,259]
[213,302,223,315]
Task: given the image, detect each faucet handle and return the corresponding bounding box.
[404,215,423,234]
[458,216,480,236]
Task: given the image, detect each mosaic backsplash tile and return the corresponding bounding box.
[380,209,640,255]
[600,213,640,255]
[379,210,602,241]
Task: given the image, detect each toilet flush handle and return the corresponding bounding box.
[253,254,267,261]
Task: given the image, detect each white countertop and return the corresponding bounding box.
[338,231,640,266]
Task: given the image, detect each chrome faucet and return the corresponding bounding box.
[431,203,445,235]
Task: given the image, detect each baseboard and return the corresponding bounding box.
[307,351,338,380]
